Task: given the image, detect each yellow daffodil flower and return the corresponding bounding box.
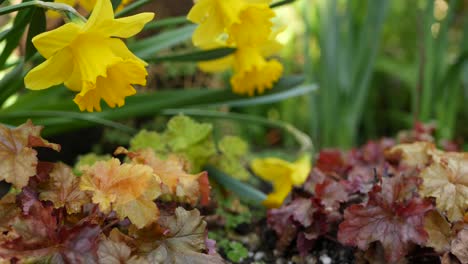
[251,155,311,208]
[24,0,154,112]
[195,3,284,96]
[187,0,246,48]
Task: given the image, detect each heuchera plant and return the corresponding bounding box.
[267,132,468,263]
[0,120,223,263]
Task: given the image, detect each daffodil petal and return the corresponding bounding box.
[64,61,82,92]
[80,0,97,12]
[198,54,234,72]
[290,155,312,185]
[73,35,122,82]
[104,13,155,38]
[108,38,146,65]
[187,0,211,23]
[84,0,114,31]
[191,16,225,48]
[251,157,294,182]
[263,177,292,208]
[228,5,273,46]
[24,49,73,90]
[32,23,81,58]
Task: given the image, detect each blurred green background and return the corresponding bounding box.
[242,0,467,150]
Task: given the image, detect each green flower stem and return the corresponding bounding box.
[161,108,314,154]
[0,1,86,23]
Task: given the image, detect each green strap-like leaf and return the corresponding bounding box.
[205,166,266,204]
[130,24,196,59]
[143,16,189,31]
[0,7,33,67]
[270,0,295,8]
[111,0,122,11]
[25,7,46,61]
[0,62,24,107]
[114,0,150,18]
[147,47,236,63]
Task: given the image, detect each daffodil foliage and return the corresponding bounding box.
[0,120,222,263]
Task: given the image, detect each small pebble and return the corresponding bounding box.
[319,255,332,264]
[254,252,265,261]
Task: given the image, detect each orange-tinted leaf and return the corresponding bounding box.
[385,142,435,169]
[80,158,161,228]
[0,193,20,232]
[0,120,59,188]
[419,153,468,222]
[122,148,205,205]
[39,163,90,214]
[197,172,211,206]
[424,210,453,253]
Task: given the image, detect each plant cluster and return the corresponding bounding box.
[0,120,225,263]
[266,134,467,263]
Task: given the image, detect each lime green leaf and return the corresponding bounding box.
[215,136,250,181]
[74,153,112,174]
[218,136,248,157]
[165,115,212,151]
[180,137,216,172]
[129,130,167,152]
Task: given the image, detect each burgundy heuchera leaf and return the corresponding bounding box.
[337,175,433,263]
